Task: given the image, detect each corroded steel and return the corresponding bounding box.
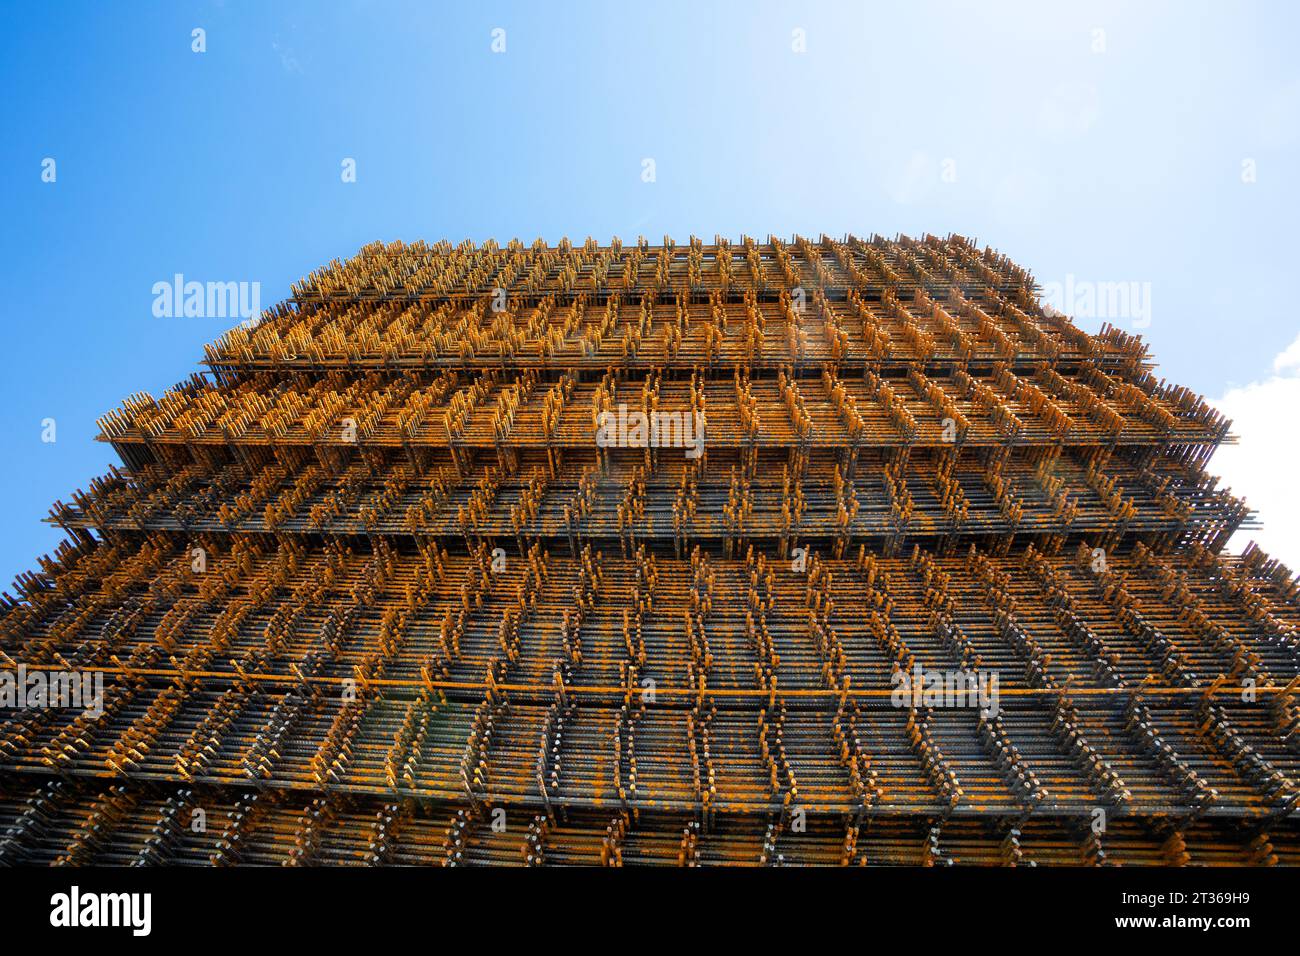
[1,234,1294,866]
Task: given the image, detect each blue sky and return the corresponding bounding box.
[2,0,1298,587]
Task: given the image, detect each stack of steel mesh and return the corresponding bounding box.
[2,234,1296,866]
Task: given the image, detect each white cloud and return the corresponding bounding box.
[1208,331,1300,568]
[1270,333,1300,375]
